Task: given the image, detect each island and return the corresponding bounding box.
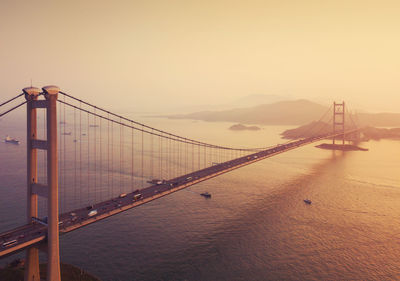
[229,124,261,131]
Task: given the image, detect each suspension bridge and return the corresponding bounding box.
[0,86,360,281]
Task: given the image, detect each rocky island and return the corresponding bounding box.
[229,124,261,131]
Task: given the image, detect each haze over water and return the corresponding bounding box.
[1,115,399,280]
[1,1,400,280]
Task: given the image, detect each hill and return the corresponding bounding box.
[166,99,400,127]
[357,112,400,127]
[167,99,328,125]
[229,124,261,131]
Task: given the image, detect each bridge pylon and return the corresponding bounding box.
[24,87,41,281]
[23,86,61,281]
[333,101,345,145]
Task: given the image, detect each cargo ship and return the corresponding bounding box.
[4,136,20,145]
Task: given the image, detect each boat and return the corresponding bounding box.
[303,199,312,204]
[201,192,211,198]
[4,135,20,145]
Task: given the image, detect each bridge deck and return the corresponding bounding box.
[0,130,359,258]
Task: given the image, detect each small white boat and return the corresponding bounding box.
[4,135,20,145]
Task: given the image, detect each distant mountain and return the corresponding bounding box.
[166,99,400,127]
[161,94,289,114]
[225,94,289,108]
[167,99,328,125]
[357,112,400,127]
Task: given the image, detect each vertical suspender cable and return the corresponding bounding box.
[159,134,161,180]
[210,147,212,167]
[204,146,206,169]
[160,132,164,179]
[178,140,180,176]
[141,125,144,188]
[131,121,134,192]
[59,101,63,213]
[151,129,153,180]
[99,113,102,201]
[165,137,168,179]
[192,143,194,173]
[185,139,188,174]
[168,136,170,180]
[94,108,97,203]
[79,101,82,208]
[120,117,122,194]
[111,120,114,197]
[87,111,90,205]
[42,108,46,217]
[107,114,110,198]
[175,139,177,177]
[63,95,66,212]
[74,106,77,209]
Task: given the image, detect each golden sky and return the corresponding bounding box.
[1,0,399,112]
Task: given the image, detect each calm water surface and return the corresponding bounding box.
[1,113,399,280]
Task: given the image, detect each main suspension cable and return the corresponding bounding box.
[0,93,24,108]
[57,93,269,152]
[0,100,28,118]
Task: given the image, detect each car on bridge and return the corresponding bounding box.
[2,239,17,248]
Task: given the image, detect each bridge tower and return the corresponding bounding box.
[24,86,61,281]
[24,87,41,281]
[332,101,345,145]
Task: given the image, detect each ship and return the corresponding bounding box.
[200,192,211,198]
[4,135,20,145]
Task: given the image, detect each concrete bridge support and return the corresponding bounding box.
[23,86,61,281]
[43,86,61,281]
[24,87,41,281]
[333,101,345,145]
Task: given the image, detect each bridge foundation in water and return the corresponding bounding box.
[316,101,366,151]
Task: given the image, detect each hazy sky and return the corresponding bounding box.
[1,0,399,113]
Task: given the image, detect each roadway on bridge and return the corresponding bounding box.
[0,130,358,258]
